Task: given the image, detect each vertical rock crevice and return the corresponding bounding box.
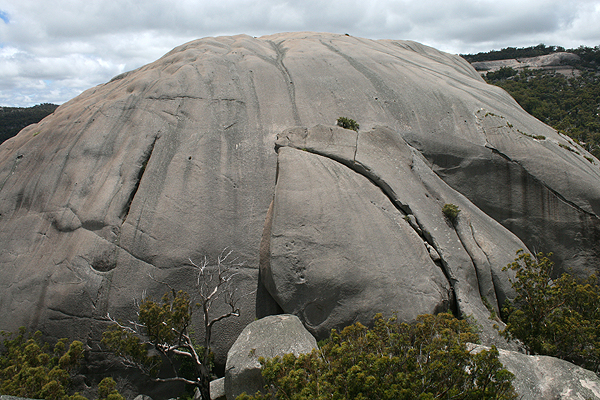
[119,135,158,223]
[267,41,301,126]
[256,197,284,319]
[452,216,499,313]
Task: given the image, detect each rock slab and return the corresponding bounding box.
[224,314,317,400]
[470,344,600,399]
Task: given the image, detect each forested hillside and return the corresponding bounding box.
[0,103,58,145]
[463,45,600,158]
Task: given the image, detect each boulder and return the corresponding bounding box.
[0,32,598,387]
[193,380,225,400]
[470,344,600,399]
[264,125,527,343]
[210,378,226,400]
[224,314,317,400]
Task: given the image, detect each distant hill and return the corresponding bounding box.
[462,44,600,158]
[0,103,59,145]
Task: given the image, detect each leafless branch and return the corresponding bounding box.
[105,248,248,400]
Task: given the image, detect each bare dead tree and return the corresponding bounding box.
[103,249,248,400]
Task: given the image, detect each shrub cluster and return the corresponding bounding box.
[336,116,360,132]
[502,250,600,372]
[238,313,517,400]
[0,328,123,400]
[442,203,461,223]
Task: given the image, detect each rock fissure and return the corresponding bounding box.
[276,143,413,217]
[275,142,458,311]
[452,220,485,301]
[353,130,360,163]
[267,40,301,126]
[47,306,110,322]
[120,135,158,222]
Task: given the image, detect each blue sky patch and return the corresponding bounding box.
[0,11,9,24]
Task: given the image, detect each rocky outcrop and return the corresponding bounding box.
[0,32,598,387]
[264,125,526,344]
[224,315,317,400]
[471,52,581,75]
[470,344,600,399]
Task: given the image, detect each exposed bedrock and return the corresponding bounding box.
[0,32,598,381]
[424,109,600,276]
[263,125,527,344]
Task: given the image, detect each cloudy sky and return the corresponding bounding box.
[1,0,599,107]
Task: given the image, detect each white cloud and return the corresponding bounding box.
[0,0,598,106]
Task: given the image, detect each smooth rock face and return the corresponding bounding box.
[266,144,451,339]
[0,32,598,374]
[266,125,526,343]
[470,344,600,399]
[224,314,317,400]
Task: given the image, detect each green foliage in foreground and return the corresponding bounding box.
[336,116,360,132]
[238,313,517,400]
[0,328,124,400]
[0,327,85,400]
[97,377,125,400]
[502,250,600,373]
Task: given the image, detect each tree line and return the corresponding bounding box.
[0,103,58,144]
[461,43,600,67]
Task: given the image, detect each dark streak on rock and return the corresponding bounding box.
[120,135,158,222]
[267,41,301,126]
[486,143,597,218]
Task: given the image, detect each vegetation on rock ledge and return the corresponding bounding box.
[336,116,360,132]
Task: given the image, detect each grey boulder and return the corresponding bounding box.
[265,125,526,344]
[224,314,317,400]
[470,344,600,399]
[193,380,225,400]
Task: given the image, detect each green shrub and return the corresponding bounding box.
[0,328,85,400]
[0,328,125,400]
[442,203,461,223]
[336,116,360,132]
[98,377,125,400]
[502,250,600,372]
[238,313,516,400]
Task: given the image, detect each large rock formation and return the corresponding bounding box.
[0,32,599,381]
[471,52,581,75]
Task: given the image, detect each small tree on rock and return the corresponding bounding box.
[442,203,461,224]
[502,249,600,372]
[102,250,246,400]
[336,116,360,132]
